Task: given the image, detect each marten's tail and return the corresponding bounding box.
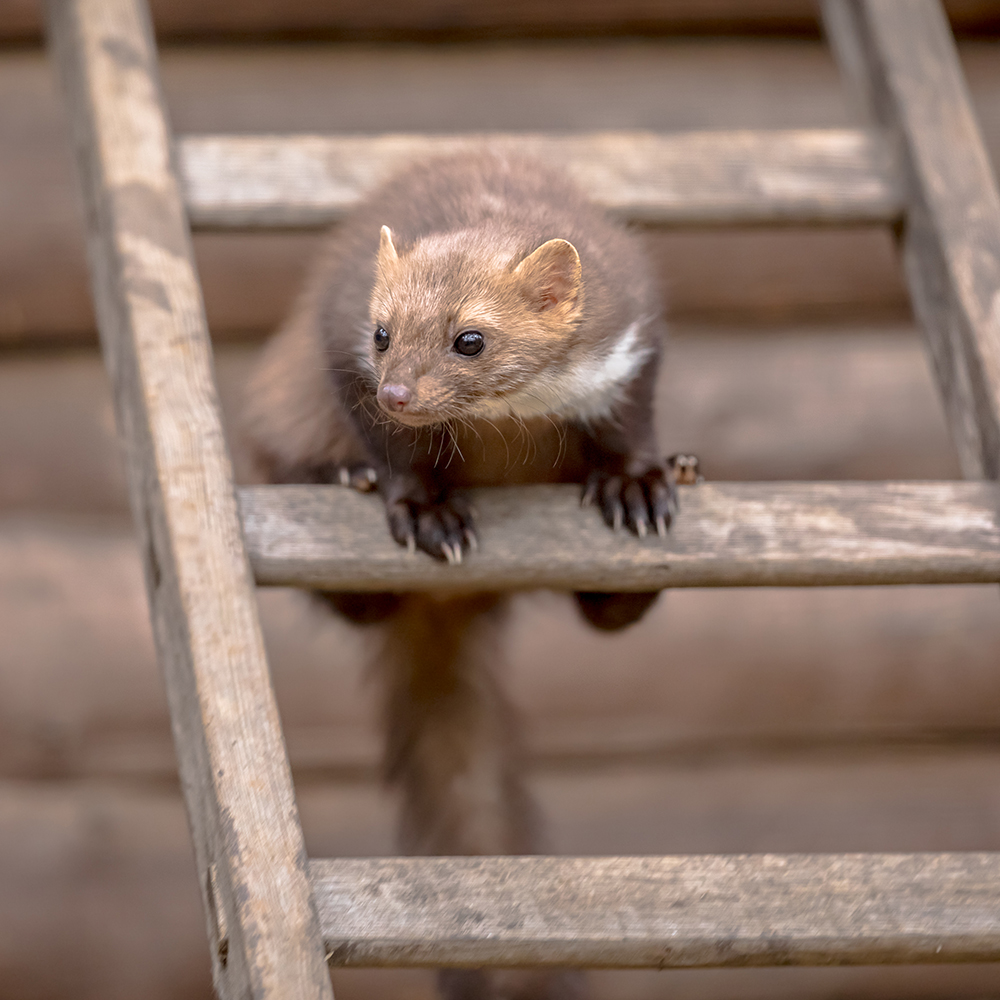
[376,592,585,1000]
[375,591,538,856]
[323,590,585,999]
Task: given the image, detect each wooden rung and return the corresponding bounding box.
[180,129,902,229]
[310,853,1000,968]
[239,481,1000,591]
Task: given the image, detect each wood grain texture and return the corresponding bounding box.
[310,853,1000,968]
[824,0,1000,479]
[179,129,902,229]
[45,0,332,997]
[240,481,1000,591]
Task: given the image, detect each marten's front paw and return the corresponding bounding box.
[386,494,477,564]
[582,466,678,537]
[667,453,702,486]
[335,464,378,493]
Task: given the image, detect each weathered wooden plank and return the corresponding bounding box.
[178,129,903,229]
[310,853,1000,968]
[44,0,333,997]
[240,481,1000,591]
[824,0,1000,480]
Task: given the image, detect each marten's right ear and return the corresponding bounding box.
[378,225,399,267]
[514,239,582,317]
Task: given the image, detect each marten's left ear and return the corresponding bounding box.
[377,225,399,267]
[514,239,581,316]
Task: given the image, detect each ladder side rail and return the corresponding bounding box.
[178,128,903,229]
[45,1,333,997]
[310,853,1000,968]
[823,0,1000,479]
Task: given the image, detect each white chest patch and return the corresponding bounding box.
[475,318,654,422]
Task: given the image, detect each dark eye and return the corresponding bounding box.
[373,326,390,352]
[454,330,485,357]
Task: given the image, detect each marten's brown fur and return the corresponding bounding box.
[245,150,672,1000]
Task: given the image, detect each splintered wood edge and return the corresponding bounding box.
[309,853,1000,968]
[46,0,333,996]
[179,128,903,229]
[239,481,1000,592]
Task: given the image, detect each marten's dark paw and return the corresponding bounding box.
[437,969,491,1000]
[439,969,586,1000]
[507,970,587,1000]
[574,590,660,631]
[582,466,678,537]
[386,494,477,564]
[315,591,402,624]
[667,452,702,486]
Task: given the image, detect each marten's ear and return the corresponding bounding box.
[514,239,582,315]
[378,225,399,267]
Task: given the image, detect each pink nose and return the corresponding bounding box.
[378,383,412,411]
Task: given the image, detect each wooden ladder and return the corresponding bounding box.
[46,0,1000,996]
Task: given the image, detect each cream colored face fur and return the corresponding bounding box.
[367,226,650,427]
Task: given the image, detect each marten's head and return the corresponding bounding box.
[366,225,585,427]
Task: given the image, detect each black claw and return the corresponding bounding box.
[585,464,679,539]
[623,479,650,536]
[385,495,476,562]
[649,476,677,535]
[386,501,413,548]
[599,476,625,531]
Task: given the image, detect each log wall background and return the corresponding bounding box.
[3,0,1000,41]
[5,6,1000,999]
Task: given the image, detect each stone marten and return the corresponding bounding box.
[244,150,674,1000]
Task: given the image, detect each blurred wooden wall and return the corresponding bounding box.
[4,5,1000,1000]
[2,0,1000,40]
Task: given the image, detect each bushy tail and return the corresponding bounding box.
[375,591,539,857]
[324,590,585,999]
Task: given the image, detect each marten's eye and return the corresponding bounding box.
[454,330,485,357]
[373,326,390,352]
